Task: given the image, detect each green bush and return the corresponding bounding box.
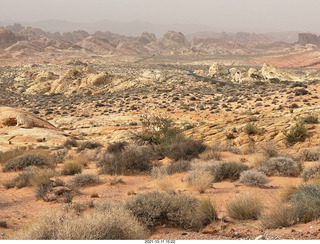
[283,121,307,144]
[244,123,258,135]
[258,156,302,177]
[2,153,51,172]
[239,170,269,187]
[209,162,249,182]
[134,115,180,145]
[13,204,148,240]
[125,191,215,231]
[303,114,318,124]
[227,193,263,220]
[69,173,100,187]
[98,145,155,175]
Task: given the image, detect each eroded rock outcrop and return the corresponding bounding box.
[0,107,56,129]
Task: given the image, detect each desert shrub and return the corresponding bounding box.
[134,115,180,145]
[226,193,263,220]
[13,204,148,240]
[211,143,240,154]
[279,184,299,202]
[260,203,298,229]
[107,141,129,154]
[35,183,52,199]
[0,147,26,164]
[198,198,218,223]
[69,173,99,187]
[98,145,155,175]
[150,165,168,179]
[301,163,320,181]
[257,156,302,177]
[125,191,215,231]
[155,175,174,192]
[244,123,258,135]
[185,169,214,193]
[3,167,35,189]
[63,139,78,149]
[289,184,320,223]
[283,121,307,144]
[166,160,191,174]
[199,148,222,161]
[209,162,249,182]
[61,160,83,175]
[0,221,7,228]
[239,170,269,187]
[52,150,67,164]
[77,141,102,152]
[298,148,320,162]
[303,114,318,124]
[163,134,206,161]
[259,141,278,159]
[2,153,51,172]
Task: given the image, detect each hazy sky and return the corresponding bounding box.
[1,0,319,32]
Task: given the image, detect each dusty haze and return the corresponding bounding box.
[1,0,319,35]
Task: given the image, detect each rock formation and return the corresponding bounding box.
[0,107,56,129]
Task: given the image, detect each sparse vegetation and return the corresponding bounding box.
[303,114,318,124]
[209,162,249,182]
[283,121,307,144]
[98,145,155,175]
[69,173,100,187]
[301,163,320,181]
[257,156,302,177]
[244,123,258,135]
[259,141,278,159]
[134,115,180,145]
[2,153,52,172]
[239,170,269,187]
[298,148,320,162]
[184,169,214,193]
[125,191,215,231]
[13,205,148,240]
[199,148,222,161]
[226,193,263,220]
[161,134,206,161]
[260,203,297,229]
[61,159,83,175]
[77,141,103,152]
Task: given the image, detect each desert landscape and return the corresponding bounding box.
[1,16,320,241]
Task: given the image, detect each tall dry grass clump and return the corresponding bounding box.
[13,204,148,240]
[226,193,263,220]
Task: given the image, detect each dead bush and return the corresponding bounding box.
[77,141,103,153]
[259,141,278,159]
[226,193,263,220]
[184,169,214,193]
[260,203,298,229]
[199,148,222,161]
